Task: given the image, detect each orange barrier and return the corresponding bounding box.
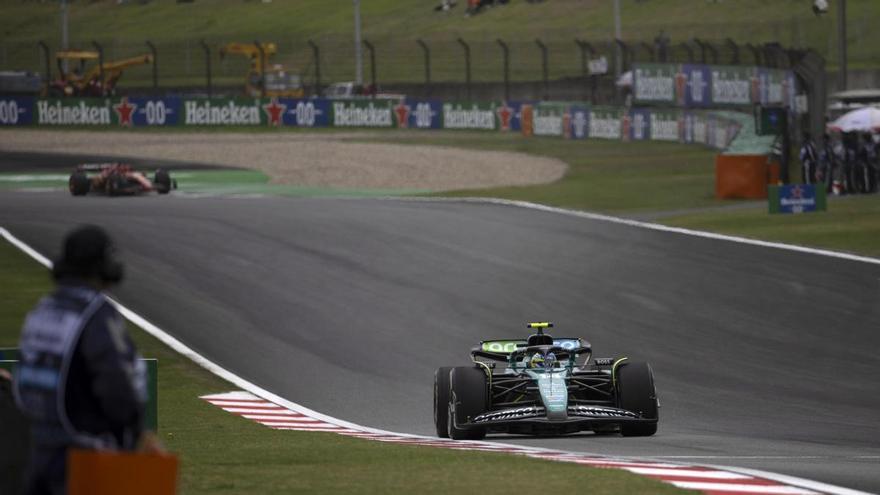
[715,154,780,199]
[68,449,178,495]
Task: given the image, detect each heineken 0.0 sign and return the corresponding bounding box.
[768,184,826,214]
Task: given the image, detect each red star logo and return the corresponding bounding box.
[262,98,287,126]
[113,97,137,127]
[791,185,803,199]
[394,102,410,129]
[496,104,513,131]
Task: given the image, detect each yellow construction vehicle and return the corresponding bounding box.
[50,50,153,97]
[219,42,304,98]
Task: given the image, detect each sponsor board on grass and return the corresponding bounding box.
[681,64,711,107]
[332,100,394,128]
[183,98,263,126]
[628,108,651,141]
[37,99,113,126]
[532,102,568,138]
[117,97,181,126]
[650,109,680,142]
[442,102,496,130]
[711,65,752,105]
[396,99,441,129]
[0,96,33,125]
[633,63,676,104]
[568,105,589,140]
[276,98,331,127]
[768,184,826,214]
[589,107,623,140]
[496,101,527,132]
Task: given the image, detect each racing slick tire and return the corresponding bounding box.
[447,366,488,440]
[154,169,172,194]
[616,361,658,437]
[68,172,90,196]
[434,367,452,438]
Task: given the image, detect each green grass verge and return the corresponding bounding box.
[662,194,880,258]
[0,0,876,87]
[0,239,686,494]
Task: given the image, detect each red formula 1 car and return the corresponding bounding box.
[68,163,176,196]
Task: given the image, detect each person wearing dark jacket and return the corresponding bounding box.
[14,225,159,495]
[799,132,818,185]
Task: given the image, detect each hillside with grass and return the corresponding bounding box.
[0,0,876,88]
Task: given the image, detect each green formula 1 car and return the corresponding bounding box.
[434,322,659,440]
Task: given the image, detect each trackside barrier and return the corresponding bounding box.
[0,351,159,432]
[0,96,742,150]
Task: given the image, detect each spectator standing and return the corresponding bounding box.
[14,225,160,495]
[799,132,818,185]
[817,133,836,193]
[860,132,877,193]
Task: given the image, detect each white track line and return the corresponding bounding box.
[2,222,875,495]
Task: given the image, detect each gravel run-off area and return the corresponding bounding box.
[0,130,568,192]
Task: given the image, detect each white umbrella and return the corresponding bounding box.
[827,106,880,133]
[615,70,632,88]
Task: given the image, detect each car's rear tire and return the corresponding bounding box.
[68,172,90,196]
[434,367,452,438]
[616,361,658,437]
[447,366,487,440]
[154,169,172,194]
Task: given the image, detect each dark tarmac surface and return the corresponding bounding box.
[1,192,878,493]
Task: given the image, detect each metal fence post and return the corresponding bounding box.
[496,39,509,102]
[680,42,695,63]
[145,40,158,90]
[362,39,376,94]
[91,41,105,95]
[535,38,548,100]
[693,38,707,64]
[37,41,51,89]
[307,40,321,97]
[726,38,740,65]
[253,40,266,97]
[416,39,431,96]
[746,43,762,66]
[457,38,471,100]
[640,42,655,62]
[613,38,629,72]
[200,39,212,98]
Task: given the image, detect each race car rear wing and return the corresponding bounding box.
[472,338,592,362]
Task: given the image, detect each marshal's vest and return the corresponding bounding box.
[15,287,122,449]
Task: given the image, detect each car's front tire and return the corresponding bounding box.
[68,172,90,196]
[434,367,452,438]
[154,169,172,194]
[447,366,487,440]
[616,361,658,437]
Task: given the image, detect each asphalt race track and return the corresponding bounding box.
[2,190,879,492]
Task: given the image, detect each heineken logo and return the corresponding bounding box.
[651,114,678,141]
[589,113,621,139]
[443,104,495,130]
[634,69,674,102]
[693,119,707,144]
[38,100,111,125]
[185,100,261,125]
[333,102,393,127]
[533,111,563,136]
[712,70,750,104]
